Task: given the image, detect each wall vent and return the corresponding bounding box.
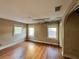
[55,6,62,12]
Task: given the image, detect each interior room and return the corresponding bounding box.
[0,0,79,59]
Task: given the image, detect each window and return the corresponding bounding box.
[48,28,57,39]
[28,27,34,37]
[14,26,22,34]
[48,23,58,39]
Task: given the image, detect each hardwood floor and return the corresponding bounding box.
[0,41,64,59]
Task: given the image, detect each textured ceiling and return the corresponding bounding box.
[0,0,74,23]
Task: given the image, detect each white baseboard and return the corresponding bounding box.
[29,40,59,46]
[64,53,77,59]
[0,40,24,50]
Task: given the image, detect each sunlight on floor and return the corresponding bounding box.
[12,47,24,59]
[28,43,35,49]
[28,43,35,54]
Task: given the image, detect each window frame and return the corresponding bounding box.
[28,25,35,38]
[47,23,59,40]
[14,26,23,35]
[48,27,57,39]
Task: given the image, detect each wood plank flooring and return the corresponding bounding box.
[0,41,64,59]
